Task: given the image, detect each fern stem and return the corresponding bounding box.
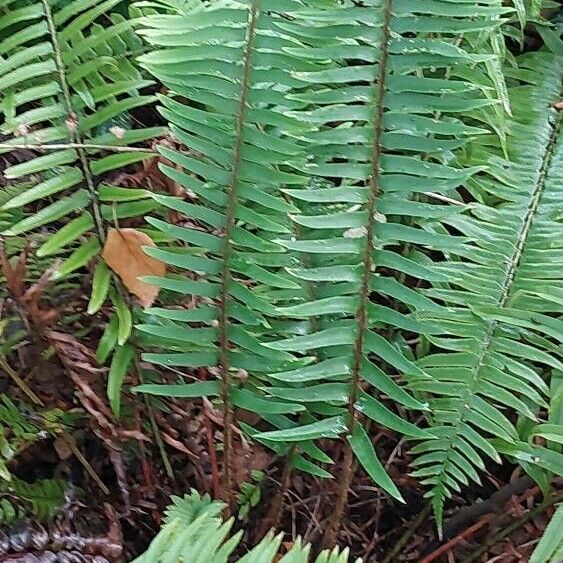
[217,0,259,510]
[322,0,393,547]
[0,143,155,153]
[40,0,106,244]
[256,450,294,540]
[39,0,172,490]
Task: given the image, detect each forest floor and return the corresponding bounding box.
[0,172,560,562]
[1,22,561,562]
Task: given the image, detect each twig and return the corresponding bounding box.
[0,355,42,405]
[0,142,155,153]
[256,449,294,539]
[420,515,492,563]
[380,503,431,563]
[132,349,174,482]
[419,477,536,559]
[461,492,563,563]
[61,434,110,495]
[442,476,532,540]
[203,400,221,498]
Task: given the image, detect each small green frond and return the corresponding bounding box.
[529,503,563,563]
[0,0,159,283]
[0,477,68,523]
[133,490,361,563]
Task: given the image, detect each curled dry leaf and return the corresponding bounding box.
[101,228,165,307]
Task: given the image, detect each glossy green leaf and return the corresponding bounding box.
[348,423,404,502]
[108,343,134,418]
[134,381,221,398]
[88,260,112,314]
[96,314,119,365]
[255,416,347,442]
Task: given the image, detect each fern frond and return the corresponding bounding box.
[252,0,507,510]
[412,50,563,528]
[0,0,160,275]
[135,0,331,500]
[0,394,72,481]
[0,477,68,523]
[133,490,361,563]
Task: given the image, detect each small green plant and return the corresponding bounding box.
[0,394,71,481]
[134,490,360,563]
[0,394,71,523]
[236,469,264,521]
[0,477,68,524]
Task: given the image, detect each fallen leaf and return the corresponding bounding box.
[101,228,165,307]
[54,435,73,460]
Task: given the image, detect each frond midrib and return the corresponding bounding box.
[217,0,259,502]
[346,0,393,425]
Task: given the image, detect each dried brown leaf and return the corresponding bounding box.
[101,228,165,307]
[54,435,74,460]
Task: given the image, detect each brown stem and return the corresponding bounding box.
[256,449,295,540]
[461,492,563,563]
[322,0,393,546]
[420,516,492,563]
[322,445,355,548]
[441,475,532,540]
[217,0,259,510]
[204,402,221,498]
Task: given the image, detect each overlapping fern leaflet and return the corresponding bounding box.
[255,0,509,501]
[135,0,333,497]
[0,0,159,287]
[412,50,563,529]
